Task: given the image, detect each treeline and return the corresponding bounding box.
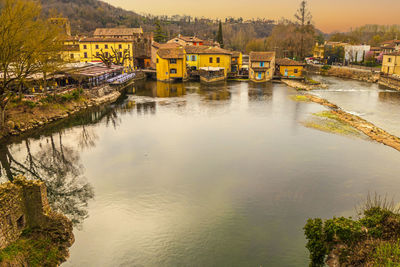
[329,24,400,46]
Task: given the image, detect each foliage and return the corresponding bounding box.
[0,234,61,266]
[321,65,331,71]
[324,46,344,65]
[153,20,167,43]
[304,194,400,266]
[0,0,64,127]
[372,240,400,266]
[304,218,327,267]
[216,21,224,48]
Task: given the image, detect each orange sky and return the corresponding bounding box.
[104,0,400,33]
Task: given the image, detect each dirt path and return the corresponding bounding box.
[303,94,400,152]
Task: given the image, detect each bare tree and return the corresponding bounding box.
[294,0,313,59]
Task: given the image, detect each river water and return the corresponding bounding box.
[1,78,400,266]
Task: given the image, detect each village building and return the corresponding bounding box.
[275,58,305,78]
[156,47,188,82]
[312,41,348,63]
[184,46,232,77]
[151,42,181,69]
[231,51,243,74]
[344,45,371,63]
[93,28,143,39]
[249,52,276,82]
[167,35,204,46]
[381,52,400,76]
[79,37,134,68]
[61,36,81,63]
[381,40,400,54]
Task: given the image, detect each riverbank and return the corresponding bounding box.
[306,64,380,83]
[0,85,121,140]
[293,93,400,152]
[281,78,327,91]
[304,194,400,266]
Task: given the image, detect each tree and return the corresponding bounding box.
[216,21,224,48]
[0,0,64,128]
[153,20,167,43]
[294,0,313,59]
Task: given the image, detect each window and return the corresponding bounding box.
[84,52,88,58]
[83,45,87,49]
[209,57,213,63]
[260,61,265,67]
[70,54,74,59]
[388,58,392,63]
[119,44,122,49]
[95,45,99,49]
[191,55,196,61]
[216,57,220,63]
[294,69,298,74]
[187,55,190,61]
[170,59,177,64]
[156,58,159,63]
[105,44,108,49]
[105,52,109,57]
[170,68,177,74]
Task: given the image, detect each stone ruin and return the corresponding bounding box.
[0,176,74,253]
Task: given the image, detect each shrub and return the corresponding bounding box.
[321,65,331,71]
[23,100,37,109]
[304,218,328,267]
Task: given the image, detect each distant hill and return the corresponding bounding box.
[39,0,275,52]
[40,0,142,34]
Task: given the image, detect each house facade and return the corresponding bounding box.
[381,53,400,76]
[249,52,276,82]
[184,46,232,77]
[275,58,305,78]
[344,45,371,63]
[231,51,243,73]
[79,37,134,67]
[156,47,188,82]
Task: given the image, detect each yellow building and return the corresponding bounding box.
[249,51,276,82]
[185,46,232,77]
[275,58,305,78]
[313,43,325,60]
[79,37,134,67]
[381,53,400,75]
[156,47,188,82]
[61,36,81,63]
[231,51,243,73]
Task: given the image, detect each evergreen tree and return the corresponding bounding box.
[216,21,224,48]
[153,20,167,43]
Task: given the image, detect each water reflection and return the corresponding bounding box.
[135,81,186,98]
[248,82,273,102]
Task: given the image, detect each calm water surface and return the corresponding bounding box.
[2,79,400,266]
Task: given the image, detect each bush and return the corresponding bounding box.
[321,65,331,71]
[304,218,328,267]
[23,100,37,109]
[372,240,400,265]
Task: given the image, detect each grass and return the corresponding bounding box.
[0,233,61,266]
[372,240,400,266]
[302,111,362,137]
[290,95,310,102]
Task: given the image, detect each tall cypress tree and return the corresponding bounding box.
[216,21,224,48]
[154,20,167,43]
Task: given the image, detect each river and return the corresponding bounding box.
[1,78,400,266]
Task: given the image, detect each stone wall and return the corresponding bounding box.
[378,75,400,91]
[306,64,380,83]
[0,177,74,250]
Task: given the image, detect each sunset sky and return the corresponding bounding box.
[104,0,400,33]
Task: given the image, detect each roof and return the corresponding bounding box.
[157,48,185,59]
[275,58,305,66]
[93,28,143,36]
[249,51,276,61]
[382,40,400,45]
[185,46,232,55]
[232,51,241,58]
[152,42,181,49]
[178,36,203,43]
[80,37,133,43]
[385,52,400,56]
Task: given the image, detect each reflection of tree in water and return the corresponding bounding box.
[0,96,138,226]
[0,134,94,226]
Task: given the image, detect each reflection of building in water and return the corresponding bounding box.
[248,82,273,101]
[136,102,156,115]
[379,91,400,104]
[156,82,186,97]
[199,88,231,101]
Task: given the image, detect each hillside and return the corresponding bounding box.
[40,0,142,34]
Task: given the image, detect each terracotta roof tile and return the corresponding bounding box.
[157,48,185,59]
[275,58,305,66]
[81,37,134,42]
[185,46,232,55]
[249,51,275,61]
[93,28,143,36]
[152,42,181,49]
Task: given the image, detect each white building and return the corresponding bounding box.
[344,45,371,63]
